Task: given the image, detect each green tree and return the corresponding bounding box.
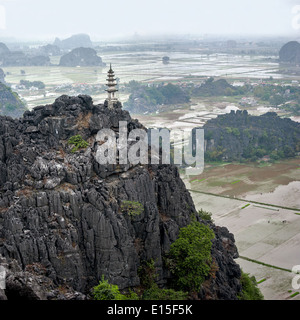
[120,200,144,217]
[269,94,285,106]
[283,145,295,157]
[138,259,188,300]
[232,128,240,137]
[166,220,215,291]
[138,259,157,289]
[93,276,126,300]
[93,275,139,300]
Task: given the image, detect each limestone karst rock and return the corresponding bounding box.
[59,47,105,67]
[0,42,50,67]
[0,95,242,300]
[279,41,300,64]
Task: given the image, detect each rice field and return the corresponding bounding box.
[186,159,300,300]
[1,49,293,110]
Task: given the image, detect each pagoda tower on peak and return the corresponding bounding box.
[105,64,119,109]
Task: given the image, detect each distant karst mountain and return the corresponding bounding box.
[0,68,5,84]
[202,110,300,162]
[59,47,105,67]
[0,82,27,118]
[54,34,93,50]
[124,82,190,114]
[279,41,300,65]
[193,78,240,97]
[0,42,10,56]
[0,42,50,67]
[39,44,61,56]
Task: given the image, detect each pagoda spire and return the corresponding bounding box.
[105,63,118,109]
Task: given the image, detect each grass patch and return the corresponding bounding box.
[253,205,279,212]
[256,278,267,284]
[231,180,241,185]
[207,180,226,187]
[290,292,299,298]
[241,204,250,209]
[239,256,293,273]
[191,178,206,183]
[205,161,231,167]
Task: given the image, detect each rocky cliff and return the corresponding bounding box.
[0,95,241,300]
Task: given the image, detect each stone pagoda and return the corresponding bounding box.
[105,64,119,109]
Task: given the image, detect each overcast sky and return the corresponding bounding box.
[0,0,299,41]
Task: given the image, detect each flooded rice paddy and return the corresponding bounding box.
[187,159,300,300]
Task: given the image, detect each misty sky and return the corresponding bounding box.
[0,0,299,41]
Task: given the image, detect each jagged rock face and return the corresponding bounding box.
[59,47,105,67]
[0,95,241,299]
[279,41,300,64]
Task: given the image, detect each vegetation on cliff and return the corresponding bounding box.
[203,110,300,162]
[68,134,89,152]
[238,271,264,300]
[92,219,214,300]
[92,219,263,301]
[166,220,215,292]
